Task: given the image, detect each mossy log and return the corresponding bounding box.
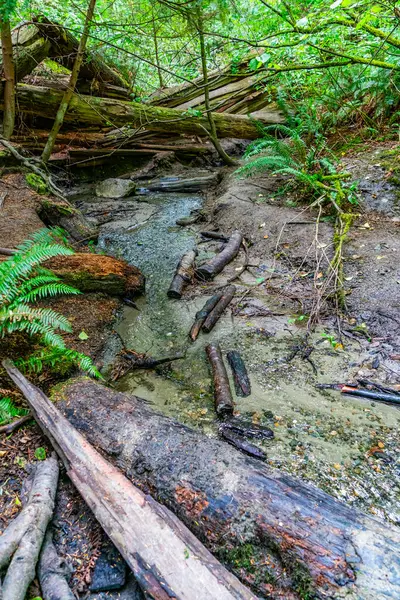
[45,253,145,298]
[38,198,98,242]
[4,84,284,140]
[52,379,400,600]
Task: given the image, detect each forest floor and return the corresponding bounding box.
[1,138,400,597]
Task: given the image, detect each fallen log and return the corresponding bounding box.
[189,292,224,341]
[38,529,75,600]
[3,360,257,600]
[3,84,284,140]
[218,426,267,461]
[38,198,98,242]
[202,285,236,333]
[45,378,400,599]
[167,249,197,299]
[226,350,251,397]
[206,343,234,417]
[0,456,59,600]
[196,231,243,280]
[148,174,220,192]
[0,23,51,82]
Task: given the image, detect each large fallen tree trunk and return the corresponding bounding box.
[45,378,400,600]
[2,84,284,140]
[3,360,256,600]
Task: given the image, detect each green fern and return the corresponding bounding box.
[16,347,101,379]
[0,397,29,426]
[0,228,101,379]
[237,122,352,206]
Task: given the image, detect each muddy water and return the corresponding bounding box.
[96,185,400,525]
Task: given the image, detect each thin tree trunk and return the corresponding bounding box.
[41,0,97,163]
[151,2,164,88]
[197,19,237,166]
[0,18,15,139]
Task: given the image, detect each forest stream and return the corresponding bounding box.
[72,166,400,527]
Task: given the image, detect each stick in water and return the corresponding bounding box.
[196,230,242,280]
[189,292,224,341]
[167,249,197,299]
[202,285,236,333]
[226,351,251,397]
[206,344,234,417]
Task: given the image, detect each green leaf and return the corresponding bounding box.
[34,447,47,461]
[78,331,89,340]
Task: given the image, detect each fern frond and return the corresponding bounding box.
[16,282,80,304]
[0,397,29,425]
[17,347,102,379]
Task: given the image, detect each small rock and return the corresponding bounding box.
[90,542,127,592]
[96,179,136,199]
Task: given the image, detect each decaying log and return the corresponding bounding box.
[3,84,284,140]
[206,344,234,417]
[48,378,400,599]
[226,351,251,397]
[167,249,197,299]
[202,285,236,333]
[38,529,75,600]
[148,174,220,193]
[189,292,224,341]
[3,360,257,600]
[38,198,98,242]
[196,231,243,280]
[0,456,59,600]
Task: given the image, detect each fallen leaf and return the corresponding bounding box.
[78,330,89,340]
[333,463,341,470]
[378,441,385,449]
[376,255,387,260]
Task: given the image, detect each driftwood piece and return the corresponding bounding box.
[51,379,400,599]
[341,385,400,405]
[112,350,185,381]
[189,293,224,341]
[2,360,256,600]
[1,456,59,600]
[3,84,284,140]
[196,231,243,280]
[220,418,274,440]
[218,427,267,461]
[167,249,197,299]
[38,529,75,600]
[148,174,220,193]
[226,351,251,397]
[200,231,229,242]
[202,285,236,333]
[206,344,234,417]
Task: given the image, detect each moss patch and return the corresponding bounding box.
[25,173,48,195]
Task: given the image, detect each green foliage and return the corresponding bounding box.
[34,447,46,460]
[0,396,29,425]
[0,227,101,379]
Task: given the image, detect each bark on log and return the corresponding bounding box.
[1,456,59,600]
[3,360,257,600]
[226,351,251,397]
[38,529,75,600]
[46,378,400,599]
[206,343,234,417]
[189,292,224,341]
[32,18,129,89]
[167,249,197,299]
[3,84,285,140]
[196,231,243,280]
[202,285,236,333]
[45,253,145,298]
[0,24,51,82]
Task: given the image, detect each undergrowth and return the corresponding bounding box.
[0,227,101,379]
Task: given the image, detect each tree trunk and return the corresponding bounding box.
[50,378,400,600]
[0,19,15,139]
[3,360,257,600]
[3,83,285,140]
[41,0,98,163]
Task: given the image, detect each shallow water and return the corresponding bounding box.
[92,184,400,524]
